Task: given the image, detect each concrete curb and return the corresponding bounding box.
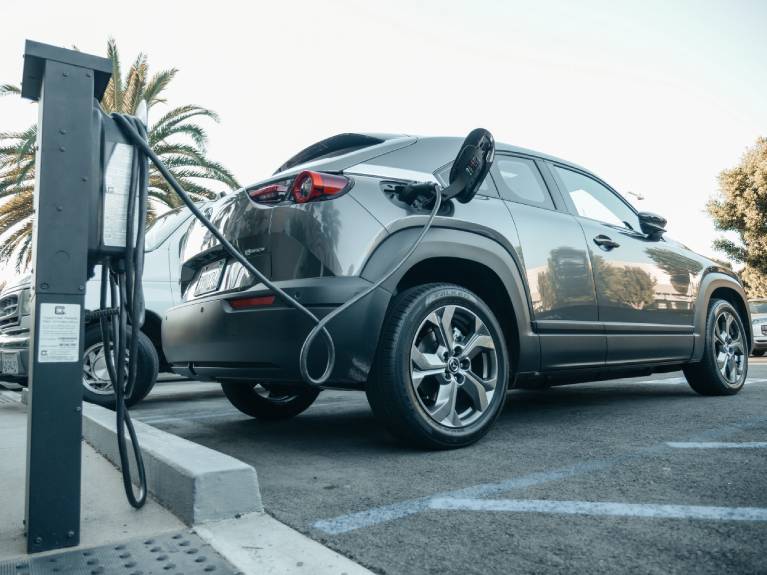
[0,387,263,526]
[1,387,375,574]
[81,402,263,524]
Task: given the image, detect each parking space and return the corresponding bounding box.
[116,358,767,574]
[5,361,766,574]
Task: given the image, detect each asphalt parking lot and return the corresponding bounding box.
[4,362,766,574]
[125,358,767,575]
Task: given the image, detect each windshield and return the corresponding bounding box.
[749,301,767,315]
[145,207,191,250]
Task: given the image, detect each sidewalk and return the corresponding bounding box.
[0,393,185,561]
[0,387,373,574]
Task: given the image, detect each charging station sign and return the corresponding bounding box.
[37,303,81,363]
[103,142,134,247]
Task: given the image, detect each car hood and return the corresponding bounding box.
[0,274,32,296]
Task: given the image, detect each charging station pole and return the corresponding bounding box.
[20,40,112,554]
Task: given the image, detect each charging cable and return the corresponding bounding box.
[112,114,443,388]
[103,113,487,509]
[98,114,149,508]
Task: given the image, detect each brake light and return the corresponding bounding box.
[248,181,289,204]
[291,171,351,203]
[248,171,352,205]
[229,295,276,309]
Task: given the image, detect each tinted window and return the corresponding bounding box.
[495,157,553,209]
[435,163,498,197]
[145,207,191,250]
[750,301,767,314]
[554,166,638,230]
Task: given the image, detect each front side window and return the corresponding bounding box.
[495,157,553,209]
[554,166,638,230]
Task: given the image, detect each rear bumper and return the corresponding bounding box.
[0,332,30,379]
[161,277,391,388]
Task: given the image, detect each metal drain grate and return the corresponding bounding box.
[0,530,238,575]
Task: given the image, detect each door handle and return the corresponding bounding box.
[593,234,620,250]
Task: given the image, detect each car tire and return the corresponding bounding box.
[752,350,765,357]
[683,298,748,396]
[366,283,509,449]
[220,381,320,420]
[82,323,159,408]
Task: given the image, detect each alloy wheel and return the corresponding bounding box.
[410,304,499,428]
[712,309,745,386]
[82,342,126,395]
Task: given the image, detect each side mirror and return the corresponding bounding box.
[638,211,667,240]
[447,128,495,204]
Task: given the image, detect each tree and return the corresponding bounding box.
[0,39,239,270]
[708,137,767,298]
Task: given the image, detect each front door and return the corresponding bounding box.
[550,164,696,365]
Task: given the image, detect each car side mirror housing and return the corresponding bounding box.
[638,211,667,240]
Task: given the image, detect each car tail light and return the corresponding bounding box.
[291,171,351,203]
[248,171,352,205]
[229,294,276,309]
[248,182,289,204]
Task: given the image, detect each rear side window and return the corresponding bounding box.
[494,156,554,209]
[435,163,499,197]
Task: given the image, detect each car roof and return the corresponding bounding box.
[255,132,597,191]
[354,135,595,180]
[418,135,591,173]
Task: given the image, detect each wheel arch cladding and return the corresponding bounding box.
[396,258,519,374]
[692,272,752,360]
[360,227,538,374]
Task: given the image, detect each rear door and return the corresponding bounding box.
[492,154,603,370]
[549,164,696,365]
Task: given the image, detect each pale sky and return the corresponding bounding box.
[1,0,766,283]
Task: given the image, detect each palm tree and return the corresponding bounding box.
[0,39,239,270]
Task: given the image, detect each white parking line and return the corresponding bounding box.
[312,414,767,534]
[429,498,767,522]
[666,441,767,449]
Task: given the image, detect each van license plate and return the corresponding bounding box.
[2,352,19,375]
[195,260,225,296]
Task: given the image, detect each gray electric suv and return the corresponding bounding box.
[162,133,752,448]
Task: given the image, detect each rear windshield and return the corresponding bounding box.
[750,301,767,314]
[274,134,386,174]
[145,207,191,250]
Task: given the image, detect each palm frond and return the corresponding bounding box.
[143,68,177,107]
[0,84,21,97]
[0,189,34,234]
[0,39,240,267]
[151,105,219,130]
[150,122,208,149]
[122,53,148,114]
